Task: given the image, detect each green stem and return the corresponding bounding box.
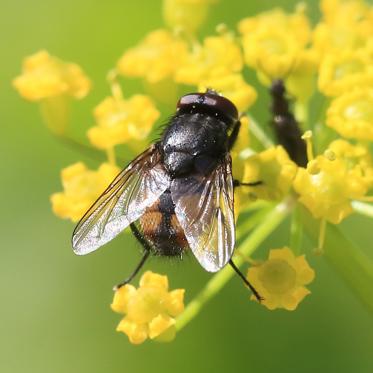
[247,114,274,149]
[290,205,303,255]
[301,208,373,313]
[351,201,373,218]
[176,199,292,331]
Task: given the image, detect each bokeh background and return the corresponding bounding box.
[2,0,373,372]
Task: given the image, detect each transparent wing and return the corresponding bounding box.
[171,154,235,272]
[72,145,170,255]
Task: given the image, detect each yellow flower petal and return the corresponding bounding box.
[111,285,137,314]
[148,314,175,339]
[116,318,148,345]
[281,287,311,311]
[139,271,169,290]
[165,289,185,317]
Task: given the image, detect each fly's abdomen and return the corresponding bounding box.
[139,190,187,257]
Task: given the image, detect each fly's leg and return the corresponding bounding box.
[113,223,151,291]
[229,259,264,302]
[229,119,263,188]
[233,180,263,188]
[228,119,241,150]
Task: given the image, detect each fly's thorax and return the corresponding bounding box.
[161,112,229,177]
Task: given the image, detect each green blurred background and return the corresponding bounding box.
[1,0,373,372]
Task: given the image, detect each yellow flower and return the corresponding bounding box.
[198,73,257,113]
[175,33,243,86]
[50,162,120,222]
[242,146,298,201]
[238,6,312,78]
[87,95,160,150]
[293,150,369,224]
[313,0,373,54]
[326,87,373,141]
[13,50,91,101]
[162,0,217,35]
[111,271,185,344]
[328,139,373,186]
[117,29,188,84]
[318,48,373,97]
[247,247,315,310]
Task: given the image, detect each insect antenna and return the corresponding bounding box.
[229,259,264,302]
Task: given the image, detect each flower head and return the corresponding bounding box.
[293,148,369,224]
[162,0,217,35]
[50,162,120,222]
[175,33,243,86]
[239,6,312,78]
[318,48,373,97]
[313,0,373,54]
[242,146,298,201]
[87,94,160,150]
[13,50,91,101]
[111,271,185,344]
[247,247,315,310]
[328,139,373,186]
[326,87,373,141]
[117,29,188,84]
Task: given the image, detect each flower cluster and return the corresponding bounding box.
[111,271,184,344]
[13,0,373,344]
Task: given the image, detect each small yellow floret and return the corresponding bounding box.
[175,34,243,86]
[318,48,373,97]
[326,87,373,141]
[13,50,91,101]
[87,95,160,150]
[117,29,188,83]
[242,146,298,201]
[247,247,315,310]
[293,149,369,224]
[111,271,185,344]
[313,0,373,54]
[328,139,373,187]
[163,0,217,35]
[50,162,120,222]
[238,7,312,78]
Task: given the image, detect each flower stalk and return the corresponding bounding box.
[301,208,373,313]
[176,199,292,331]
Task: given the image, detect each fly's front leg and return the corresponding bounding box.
[233,180,262,188]
[228,119,241,150]
[229,117,263,189]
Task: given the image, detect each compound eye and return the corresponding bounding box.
[207,93,238,122]
[177,91,238,123]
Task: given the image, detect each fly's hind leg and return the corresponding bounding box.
[113,223,151,291]
[229,259,264,302]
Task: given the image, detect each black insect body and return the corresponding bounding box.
[270,79,308,167]
[72,90,262,301]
